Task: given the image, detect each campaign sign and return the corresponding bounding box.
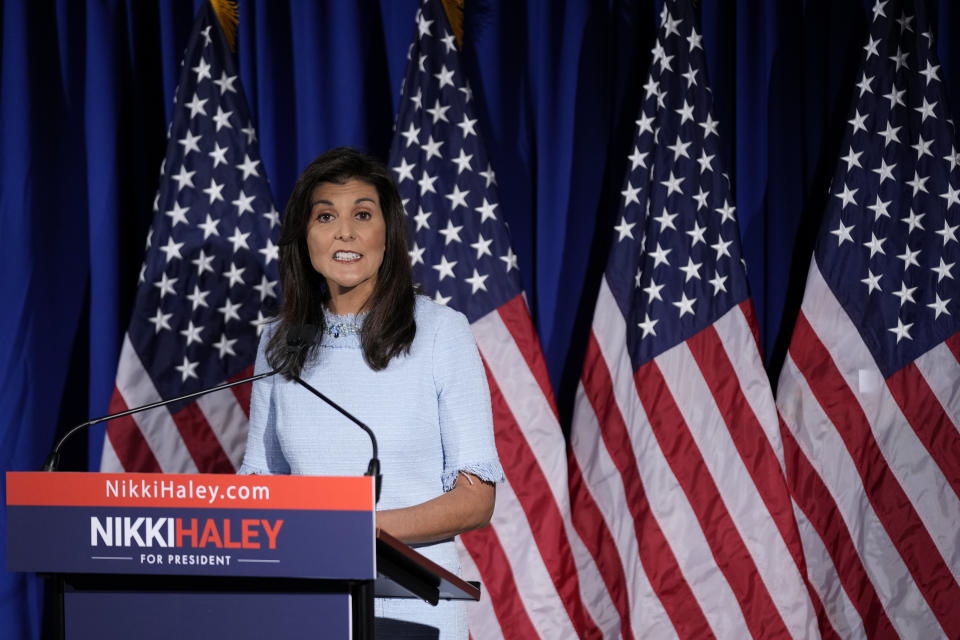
[5,472,375,579]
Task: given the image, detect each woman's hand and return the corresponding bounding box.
[375,471,495,544]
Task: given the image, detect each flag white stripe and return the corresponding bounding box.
[195,391,250,470]
[564,478,624,639]
[457,538,506,640]
[571,381,674,640]
[473,305,612,636]
[114,334,197,473]
[777,354,943,639]
[802,264,960,581]
[591,278,750,639]
[486,476,579,639]
[656,338,813,638]
[99,436,124,472]
[913,343,960,434]
[472,308,570,507]
[792,501,867,640]
[712,306,786,469]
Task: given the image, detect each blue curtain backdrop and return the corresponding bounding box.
[3,0,960,637]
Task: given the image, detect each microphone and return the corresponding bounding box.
[41,369,278,472]
[42,329,315,472]
[291,374,382,503]
[42,325,383,503]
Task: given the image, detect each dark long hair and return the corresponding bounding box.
[266,147,416,376]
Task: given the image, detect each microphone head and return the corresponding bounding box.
[286,324,319,353]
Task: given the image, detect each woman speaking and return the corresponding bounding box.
[240,147,503,639]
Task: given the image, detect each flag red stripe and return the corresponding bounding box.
[460,526,540,640]
[945,331,960,363]
[580,332,712,639]
[779,416,897,638]
[805,579,842,640]
[495,294,559,420]
[789,312,960,631]
[105,386,163,473]
[229,365,254,417]
[886,362,960,501]
[633,357,791,639]
[686,324,808,573]
[686,323,840,638]
[483,362,601,638]
[169,402,236,473]
[567,455,635,640]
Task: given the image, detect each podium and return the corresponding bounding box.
[5,472,479,639]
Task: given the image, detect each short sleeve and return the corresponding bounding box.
[238,324,290,475]
[432,309,504,491]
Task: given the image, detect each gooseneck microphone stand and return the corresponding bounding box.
[41,325,383,503]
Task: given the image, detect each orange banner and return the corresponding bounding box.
[6,472,373,511]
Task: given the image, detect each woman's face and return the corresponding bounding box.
[306,179,386,311]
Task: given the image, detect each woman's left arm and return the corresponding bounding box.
[376,471,495,544]
[377,307,503,544]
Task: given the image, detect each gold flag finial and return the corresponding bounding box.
[209,0,239,52]
[440,0,464,48]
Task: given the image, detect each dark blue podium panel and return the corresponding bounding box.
[6,472,376,580]
[8,505,372,579]
[64,589,350,640]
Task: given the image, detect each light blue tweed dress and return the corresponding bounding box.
[239,295,504,639]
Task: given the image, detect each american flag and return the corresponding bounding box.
[388,1,605,637]
[568,1,826,637]
[776,0,960,637]
[100,3,279,474]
